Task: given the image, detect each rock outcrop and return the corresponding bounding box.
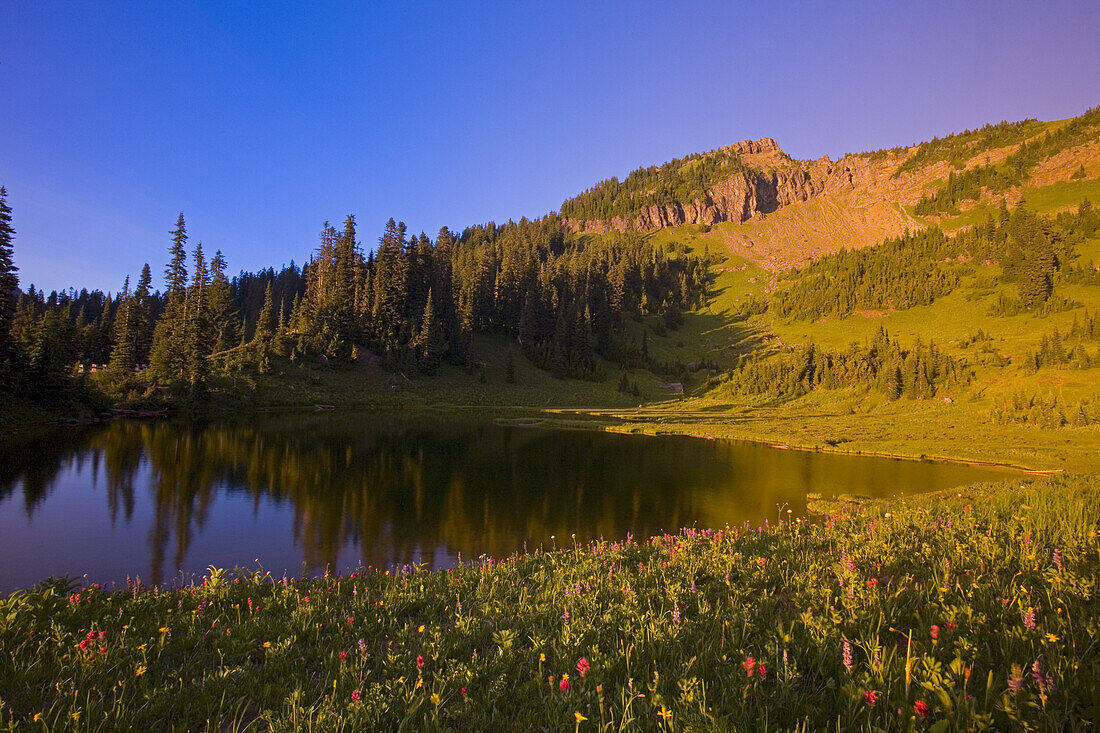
[562,139,907,236]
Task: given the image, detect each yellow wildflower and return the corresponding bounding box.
[431,693,441,706]
[418,625,425,633]
[135,665,146,676]
[1045,633,1060,643]
[34,713,42,722]
[263,641,272,648]
[575,711,588,722]
[540,652,546,662]
[657,705,672,721]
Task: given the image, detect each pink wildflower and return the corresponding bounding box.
[842,641,853,672]
[416,655,425,671]
[559,675,570,692]
[930,624,939,642]
[350,690,360,701]
[576,657,590,677]
[913,701,929,719]
[757,664,766,679]
[742,657,756,677]
[864,690,878,706]
[1024,607,1036,630]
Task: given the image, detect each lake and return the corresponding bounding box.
[0,411,1013,593]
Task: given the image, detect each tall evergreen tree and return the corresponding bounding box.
[185,243,212,391]
[0,187,20,387]
[149,214,190,381]
[133,263,153,365]
[109,275,136,374]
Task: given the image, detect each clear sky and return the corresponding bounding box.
[2,0,1099,293]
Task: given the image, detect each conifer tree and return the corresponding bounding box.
[109,275,136,374]
[207,250,239,352]
[133,264,153,364]
[185,243,212,391]
[252,282,275,373]
[416,288,446,374]
[149,214,190,381]
[0,187,20,387]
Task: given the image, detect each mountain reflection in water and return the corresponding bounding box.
[0,413,1010,591]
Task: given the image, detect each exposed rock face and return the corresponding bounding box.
[561,138,905,235]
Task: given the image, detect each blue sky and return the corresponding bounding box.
[3,1,1099,293]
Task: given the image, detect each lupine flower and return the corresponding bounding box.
[842,641,853,672]
[576,658,590,677]
[913,701,929,719]
[863,690,878,706]
[1031,657,1055,695]
[1008,665,1025,692]
[671,607,681,623]
[1024,607,1036,630]
[1052,549,1063,571]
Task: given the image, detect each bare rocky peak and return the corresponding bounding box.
[721,137,783,155]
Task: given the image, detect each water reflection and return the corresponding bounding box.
[0,413,1010,591]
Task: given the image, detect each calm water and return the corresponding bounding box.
[0,412,1012,592]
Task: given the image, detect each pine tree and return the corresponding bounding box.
[109,275,136,374]
[185,243,212,392]
[372,218,409,349]
[149,214,190,381]
[0,187,20,388]
[207,251,239,352]
[415,288,446,374]
[133,264,153,365]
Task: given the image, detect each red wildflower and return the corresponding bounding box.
[350,690,360,701]
[757,664,767,679]
[742,657,756,677]
[416,655,425,671]
[864,690,878,706]
[946,621,956,631]
[559,675,570,692]
[913,701,929,719]
[339,651,347,662]
[576,657,590,677]
[930,625,939,642]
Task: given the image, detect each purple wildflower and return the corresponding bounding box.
[1024,607,1036,630]
[842,641,853,672]
[1008,664,1025,692]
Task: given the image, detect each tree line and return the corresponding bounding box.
[713,327,970,403]
[0,189,710,408]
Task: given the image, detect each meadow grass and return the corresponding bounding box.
[1,475,1096,731]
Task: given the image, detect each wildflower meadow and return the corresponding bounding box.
[0,474,1096,731]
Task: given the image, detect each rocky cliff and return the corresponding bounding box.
[561,139,911,235]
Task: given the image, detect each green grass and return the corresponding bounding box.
[2,475,1096,731]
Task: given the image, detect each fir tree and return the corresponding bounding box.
[0,187,20,388]
[109,275,136,374]
[149,214,190,381]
